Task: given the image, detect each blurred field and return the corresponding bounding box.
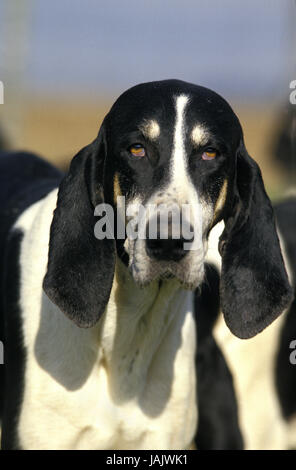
[1,98,291,199]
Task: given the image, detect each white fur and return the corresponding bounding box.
[171,95,189,189]
[14,190,197,450]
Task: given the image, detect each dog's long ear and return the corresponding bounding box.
[43,124,116,328]
[219,140,293,339]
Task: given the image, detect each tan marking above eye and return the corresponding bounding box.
[129,145,146,157]
[191,125,209,146]
[139,119,160,140]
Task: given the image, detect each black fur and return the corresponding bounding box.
[219,143,293,339]
[195,264,243,450]
[43,130,116,328]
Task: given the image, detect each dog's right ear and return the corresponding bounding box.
[43,123,116,328]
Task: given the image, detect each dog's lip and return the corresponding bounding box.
[129,247,205,290]
[159,271,174,280]
[131,267,201,291]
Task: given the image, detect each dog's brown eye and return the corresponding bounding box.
[202,148,217,160]
[129,144,146,157]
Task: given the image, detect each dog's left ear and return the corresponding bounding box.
[219,140,293,339]
[43,124,116,328]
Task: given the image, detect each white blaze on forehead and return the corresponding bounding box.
[171,95,189,186]
[139,119,160,140]
[191,125,209,146]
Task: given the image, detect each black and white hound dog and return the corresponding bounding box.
[0,80,293,450]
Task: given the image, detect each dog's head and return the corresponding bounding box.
[43,79,292,339]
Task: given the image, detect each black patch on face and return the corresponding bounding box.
[184,91,240,216]
[104,79,241,209]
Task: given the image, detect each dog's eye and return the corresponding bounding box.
[129,144,146,157]
[202,148,217,160]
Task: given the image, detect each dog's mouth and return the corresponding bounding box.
[133,273,202,291]
[129,256,205,291]
[159,271,174,280]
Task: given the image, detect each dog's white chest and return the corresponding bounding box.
[14,193,197,450]
[91,311,197,451]
[18,294,197,450]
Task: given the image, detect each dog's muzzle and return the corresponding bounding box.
[126,198,204,289]
[145,211,194,263]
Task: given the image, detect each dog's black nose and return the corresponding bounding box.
[146,236,189,262]
[145,214,194,262]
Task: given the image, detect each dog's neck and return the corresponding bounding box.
[99,258,193,405]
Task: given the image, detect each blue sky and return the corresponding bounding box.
[1,0,296,102]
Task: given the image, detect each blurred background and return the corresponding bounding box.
[0,0,295,197]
